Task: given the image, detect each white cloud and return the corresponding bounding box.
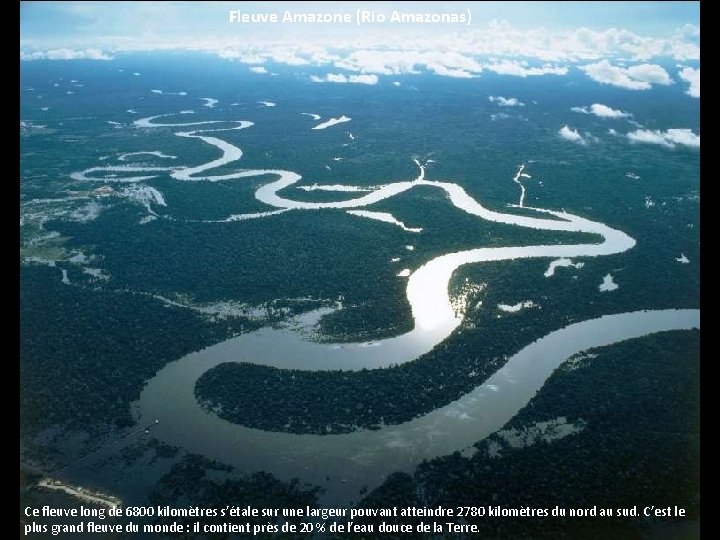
[392,81,401,87]
[627,128,699,149]
[581,60,672,90]
[571,103,630,118]
[332,49,483,77]
[678,67,699,98]
[20,14,700,69]
[559,125,586,144]
[627,63,673,84]
[249,66,268,74]
[332,50,419,74]
[426,64,476,78]
[268,48,310,66]
[676,23,700,39]
[349,74,379,85]
[310,73,378,85]
[552,25,698,61]
[303,47,341,65]
[216,49,264,63]
[214,45,339,67]
[20,48,113,60]
[483,60,567,77]
[19,19,699,85]
[489,96,525,107]
[328,73,348,83]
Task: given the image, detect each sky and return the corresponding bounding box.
[19,2,700,97]
[20,1,699,47]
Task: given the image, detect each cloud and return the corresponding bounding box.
[489,96,525,107]
[559,125,586,144]
[676,23,700,39]
[20,48,113,60]
[678,67,699,98]
[580,60,672,90]
[310,73,379,85]
[19,10,700,69]
[550,24,699,61]
[332,50,421,74]
[571,103,630,118]
[215,47,564,80]
[426,64,476,78]
[217,47,310,66]
[483,60,567,77]
[19,17,699,87]
[216,49,263,63]
[349,74,379,84]
[627,63,674,84]
[627,128,699,149]
[268,48,311,66]
[249,66,268,74]
[326,50,565,80]
[332,49,483,77]
[311,74,342,83]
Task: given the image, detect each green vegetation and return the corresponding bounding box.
[20,265,261,440]
[194,233,698,435]
[348,330,700,539]
[148,454,320,539]
[20,56,699,535]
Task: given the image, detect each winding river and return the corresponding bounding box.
[73,111,699,503]
[137,309,699,503]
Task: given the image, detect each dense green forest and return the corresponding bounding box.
[20,265,260,441]
[194,236,698,435]
[20,52,699,538]
[345,330,700,539]
[147,454,320,540]
[45,186,607,341]
[92,330,702,540]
